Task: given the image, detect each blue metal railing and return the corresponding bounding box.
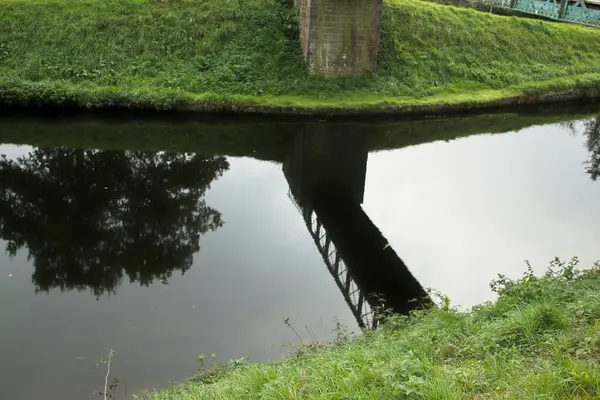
[465,0,600,27]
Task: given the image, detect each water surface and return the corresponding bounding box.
[0,111,599,399]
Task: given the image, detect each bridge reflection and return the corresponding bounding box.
[283,126,431,329]
[290,194,379,329]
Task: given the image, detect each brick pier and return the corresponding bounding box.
[297,0,383,76]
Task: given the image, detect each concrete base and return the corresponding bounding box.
[298,0,383,76]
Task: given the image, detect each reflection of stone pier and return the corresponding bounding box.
[283,125,368,205]
[283,126,430,329]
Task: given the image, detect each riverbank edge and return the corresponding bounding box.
[2,73,600,116]
[140,259,600,399]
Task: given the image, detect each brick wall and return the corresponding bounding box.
[298,0,383,76]
[299,0,311,57]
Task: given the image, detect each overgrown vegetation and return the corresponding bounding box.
[138,258,600,399]
[1,0,600,113]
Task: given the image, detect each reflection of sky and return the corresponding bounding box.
[0,143,33,158]
[364,121,600,309]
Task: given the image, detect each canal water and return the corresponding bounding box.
[0,109,599,399]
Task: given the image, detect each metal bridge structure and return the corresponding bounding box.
[483,0,600,26]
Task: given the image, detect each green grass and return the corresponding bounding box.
[138,258,600,399]
[1,0,600,113]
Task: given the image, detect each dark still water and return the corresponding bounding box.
[0,110,599,399]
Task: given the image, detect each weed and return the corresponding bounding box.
[95,349,121,399]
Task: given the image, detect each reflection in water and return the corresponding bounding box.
[283,128,431,328]
[0,149,228,296]
[0,117,596,318]
[584,116,600,181]
[0,111,599,400]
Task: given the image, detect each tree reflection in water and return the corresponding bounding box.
[0,149,229,296]
[584,116,600,182]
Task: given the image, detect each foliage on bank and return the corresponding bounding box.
[139,258,600,399]
[1,0,600,113]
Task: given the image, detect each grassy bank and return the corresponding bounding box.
[138,258,600,399]
[1,0,600,114]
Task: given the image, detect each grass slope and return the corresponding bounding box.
[139,258,600,399]
[1,0,600,113]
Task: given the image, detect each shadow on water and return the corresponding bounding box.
[0,149,228,296]
[0,105,598,321]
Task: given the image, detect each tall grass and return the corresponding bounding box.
[1,0,600,111]
[139,258,600,399]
